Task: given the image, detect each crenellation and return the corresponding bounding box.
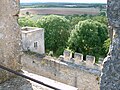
[74,53,83,64]
[63,50,72,61]
[21,53,101,90]
[62,50,102,69]
[85,55,95,67]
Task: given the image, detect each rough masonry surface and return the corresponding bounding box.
[100,0,120,90]
[21,53,101,90]
[0,0,21,83]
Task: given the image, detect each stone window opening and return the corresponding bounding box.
[34,42,38,48]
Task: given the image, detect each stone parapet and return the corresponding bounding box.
[60,50,103,69]
[21,54,101,90]
[74,53,83,64]
[63,50,72,61]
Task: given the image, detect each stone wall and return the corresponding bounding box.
[100,0,120,90]
[0,0,21,83]
[21,50,102,90]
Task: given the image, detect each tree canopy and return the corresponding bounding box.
[36,15,70,55]
[68,19,108,61]
[18,16,35,27]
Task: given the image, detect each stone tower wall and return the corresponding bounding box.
[100,0,120,90]
[0,0,21,83]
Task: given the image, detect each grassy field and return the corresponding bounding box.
[20,8,100,16]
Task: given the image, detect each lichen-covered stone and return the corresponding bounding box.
[100,0,120,90]
[0,0,21,83]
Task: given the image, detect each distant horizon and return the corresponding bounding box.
[20,0,107,4]
[20,2,107,4]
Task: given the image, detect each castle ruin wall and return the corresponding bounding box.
[21,51,101,90]
[0,0,21,83]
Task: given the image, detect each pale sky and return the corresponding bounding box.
[20,0,107,3]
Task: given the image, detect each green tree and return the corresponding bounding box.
[18,16,35,27]
[92,16,108,25]
[70,16,86,29]
[68,19,108,61]
[36,15,70,56]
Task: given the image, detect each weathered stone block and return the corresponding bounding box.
[74,53,83,64]
[86,55,95,66]
[63,50,72,61]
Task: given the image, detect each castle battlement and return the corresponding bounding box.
[21,51,101,90]
[58,50,104,70]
